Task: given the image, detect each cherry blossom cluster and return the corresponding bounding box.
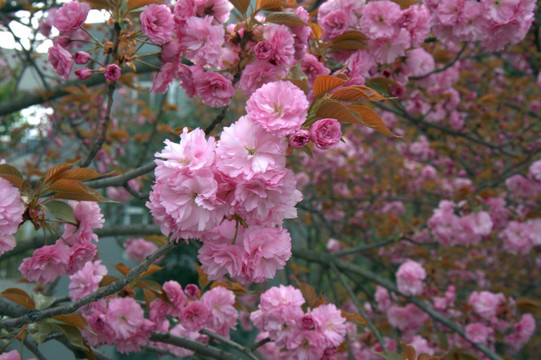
[250,285,347,360]
[147,79,322,283]
[68,260,239,354]
[425,0,536,51]
[19,201,104,283]
[0,178,25,255]
[45,0,124,81]
[368,285,536,357]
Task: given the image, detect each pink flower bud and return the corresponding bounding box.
[75,68,91,80]
[310,118,342,150]
[185,283,200,298]
[302,313,316,329]
[104,64,121,81]
[73,51,91,65]
[289,129,311,148]
[253,40,273,61]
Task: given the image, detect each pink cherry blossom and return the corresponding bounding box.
[246,81,309,137]
[201,286,238,336]
[194,0,233,23]
[48,45,73,80]
[181,300,211,332]
[140,4,174,45]
[67,241,97,274]
[216,116,287,180]
[262,25,295,69]
[194,71,235,108]
[75,68,92,80]
[185,283,201,298]
[61,201,104,246]
[19,241,71,283]
[465,322,493,344]
[319,9,350,41]
[124,238,158,262]
[360,0,402,40]
[0,178,25,255]
[504,314,536,351]
[310,118,342,150]
[238,61,284,96]
[151,62,180,94]
[53,1,90,33]
[289,129,311,148]
[237,226,292,283]
[177,16,224,67]
[104,64,121,82]
[396,259,426,296]
[311,304,347,348]
[69,260,107,301]
[73,51,90,65]
[105,297,147,339]
[468,291,505,319]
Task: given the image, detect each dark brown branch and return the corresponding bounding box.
[84,162,157,189]
[81,82,116,167]
[201,329,261,360]
[0,58,160,117]
[330,262,387,352]
[375,102,518,157]
[204,105,230,135]
[292,248,504,360]
[149,332,243,360]
[0,242,176,330]
[410,43,468,80]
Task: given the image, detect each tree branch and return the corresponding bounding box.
[330,262,387,352]
[0,242,176,330]
[149,332,243,360]
[410,43,468,80]
[292,248,504,360]
[200,329,262,360]
[84,162,156,189]
[0,58,160,117]
[81,82,116,167]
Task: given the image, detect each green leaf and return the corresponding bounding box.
[265,12,307,26]
[229,0,250,15]
[52,313,89,330]
[44,200,77,225]
[373,351,404,360]
[0,163,23,178]
[0,288,35,309]
[300,145,314,159]
[33,293,57,310]
[51,323,86,350]
[313,75,346,98]
[28,322,53,345]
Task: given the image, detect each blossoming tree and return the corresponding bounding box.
[0,0,540,359]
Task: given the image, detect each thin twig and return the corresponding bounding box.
[292,248,504,360]
[84,162,157,189]
[410,43,468,80]
[0,242,176,330]
[201,329,261,360]
[149,332,243,360]
[330,262,387,352]
[81,82,116,167]
[249,337,271,351]
[21,336,47,360]
[334,237,398,256]
[204,105,230,135]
